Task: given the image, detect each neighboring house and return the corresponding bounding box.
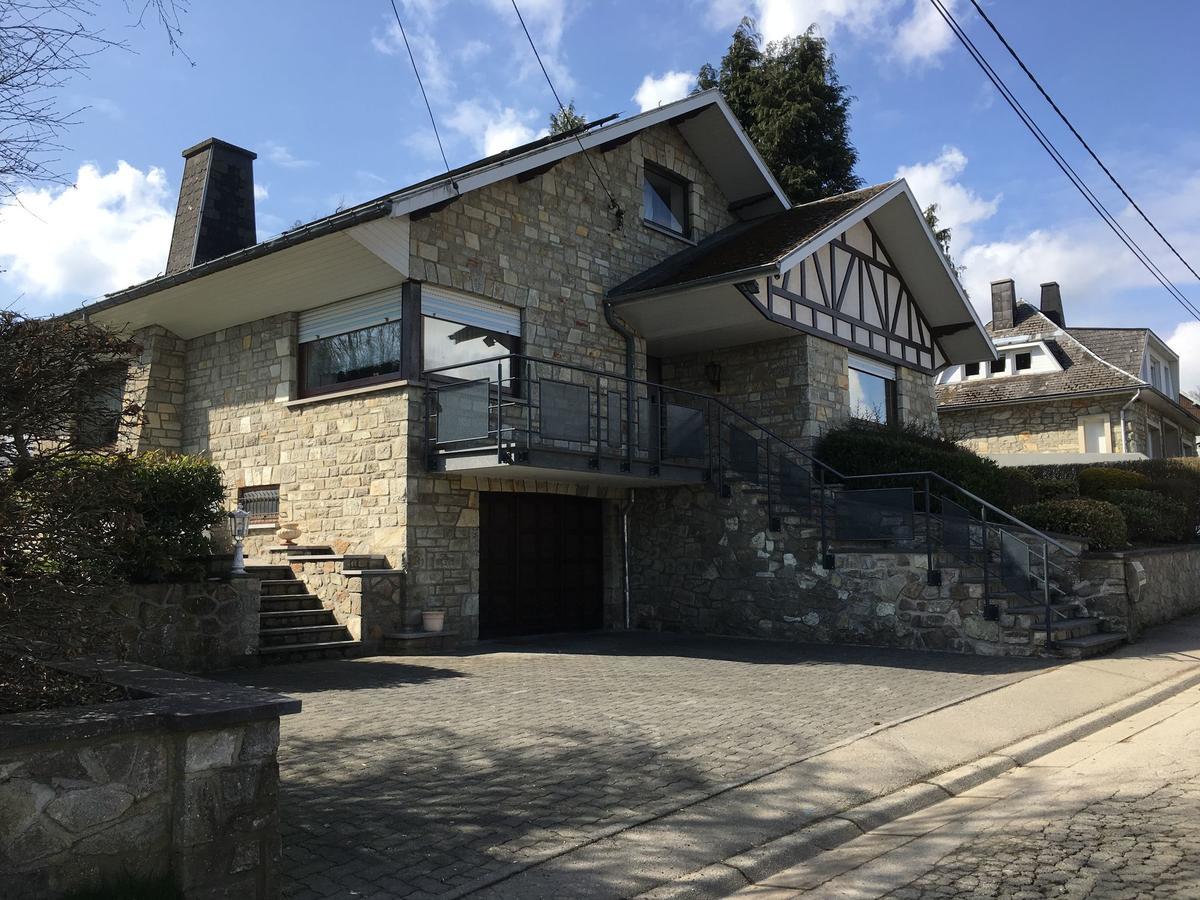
[937,279,1200,464]
[82,90,1000,651]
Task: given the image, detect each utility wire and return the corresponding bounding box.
[509,0,624,226]
[388,0,453,177]
[967,0,1200,291]
[929,0,1200,323]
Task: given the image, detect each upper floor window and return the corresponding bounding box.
[990,357,1007,374]
[422,288,521,387]
[848,354,897,425]
[1015,351,1032,371]
[964,362,981,378]
[1149,355,1173,396]
[643,162,690,238]
[298,288,403,397]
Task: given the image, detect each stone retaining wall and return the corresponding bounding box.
[113,577,259,673]
[0,661,297,899]
[1077,545,1200,639]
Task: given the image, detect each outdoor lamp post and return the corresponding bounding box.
[228,506,250,576]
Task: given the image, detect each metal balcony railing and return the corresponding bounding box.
[423,353,1081,649]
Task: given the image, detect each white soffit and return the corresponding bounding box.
[89,232,405,339]
[345,217,410,275]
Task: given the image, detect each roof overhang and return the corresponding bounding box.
[610,180,996,365]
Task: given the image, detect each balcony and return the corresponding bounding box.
[423,354,720,486]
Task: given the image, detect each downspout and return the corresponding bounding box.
[620,490,635,630]
[1119,389,1141,454]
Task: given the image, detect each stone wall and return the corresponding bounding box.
[1077,545,1200,639]
[113,577,260,673]
[122,325,187,453]
[941,395,1131,456]
[0,661,296,899]
[287,556,406,643]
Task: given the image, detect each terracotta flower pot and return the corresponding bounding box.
[421,610,446,633]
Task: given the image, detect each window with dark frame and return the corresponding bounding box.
[298,291,404,398]
[238,485,280,525]
[990,357,1007,374]
[964,362,981,377]
[1015,351,1032,371]
[73,363,128,449]
[421,289,522,390]
[642,162,690,238]
[848,360,898,426]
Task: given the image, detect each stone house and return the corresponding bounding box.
[83,90,1033,655]
[937,279,1200,463]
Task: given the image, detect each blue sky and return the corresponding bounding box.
[1,0,1197,386]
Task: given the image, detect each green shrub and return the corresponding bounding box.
[815,420,1015,508]
[1078,467,1149,496]
[117,452,225,583]
[1102,489,1191,545]
[1034,477,1079,502]
[1014,499,1128,551]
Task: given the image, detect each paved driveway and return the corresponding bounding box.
[223,632,1047,899]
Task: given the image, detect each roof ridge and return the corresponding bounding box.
[1025,307,1146,389]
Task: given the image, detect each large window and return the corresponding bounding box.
[298,289,404,397]
[848,354,897,425]
[642,162,690,238]
[422,287,521,386]
[74,363,127,449]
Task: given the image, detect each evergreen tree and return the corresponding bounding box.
[549,101,586,136]
[923,203,967,286]
[698,18,861,203]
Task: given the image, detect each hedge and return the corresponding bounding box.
[1078,467,1150,496]
[1101,488,1191,545]
[814,420,1025,509]
[1014,499,1128,552]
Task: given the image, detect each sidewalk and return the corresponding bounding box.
[732,669,1200,898]
[474,616,1200,899]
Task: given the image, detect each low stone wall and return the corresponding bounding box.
[288,556,406,644]
[0,660,298,899]
[113,577,260,672]
[1078,545,1200,640]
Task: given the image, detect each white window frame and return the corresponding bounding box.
[1077,414,1111,454]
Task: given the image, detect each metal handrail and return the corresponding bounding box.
[422,353,1081,561]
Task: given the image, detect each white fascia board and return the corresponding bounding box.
[388,89,789,218]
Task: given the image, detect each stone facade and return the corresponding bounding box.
[0,662,295,899]
[122,325,187,453]
[940,394,1198,458]
[1077,545,1200,640]
[113,577,260,673]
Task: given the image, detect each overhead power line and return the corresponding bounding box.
[966,0,1200,291]
[929,0,1200,323]
[388,0,453,177]
[509,0,625,227]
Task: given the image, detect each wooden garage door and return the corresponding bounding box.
[478,492,604,638]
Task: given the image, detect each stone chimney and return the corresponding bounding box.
[990,278,1016,330]
[165,138,257,274]
[1040,281,1065,327]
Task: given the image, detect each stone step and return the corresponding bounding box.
[1003,602,1086,625]
[259,624,352,647]
[1030,616,1103,643]
[244,565,294,578]
[1055,631,1128,660]
[381,631,457,655]
[260,595,324,612]
[258,579,310,596]
[268,545,334,555]
[259,609,337,628]
[257,640,361,663]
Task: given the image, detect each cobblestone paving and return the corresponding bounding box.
[223,632,1044,899]
[737,683,1200,900]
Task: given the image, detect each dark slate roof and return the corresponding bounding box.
[609,181,896,299]
[1068,327,1148,379]
[936,302,1143,407]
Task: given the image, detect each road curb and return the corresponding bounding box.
[634,663,1200,900]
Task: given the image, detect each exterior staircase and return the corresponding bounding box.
[245,557,358,662]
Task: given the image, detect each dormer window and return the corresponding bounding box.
[990,357,1006,374]
[965,362,981,378]
[643,162,690,238]
[1015,352,1032,371]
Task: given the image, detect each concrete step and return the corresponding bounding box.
[258,579,310,596]
[1056,631,1128,660]
[259,609,337,628]
[381,630,457,655]
[259,624,352,647]
[244,565,294,578]
[268,545,333,556]
[1031,616,1103,643]
[260,594,324,612]
[258,640,361,663]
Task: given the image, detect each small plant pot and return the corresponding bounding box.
[421,610,446,633]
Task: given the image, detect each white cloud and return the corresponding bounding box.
[633,71,694,112]
[370,16,454,96]
[0,162,173,306]
[894,0,956,65]
[706,0,956,65]
[262,141,316,170]
[457,38,489,63]
[896,146,1000,247]
[483,0,576,92]
[253,183,269,201]
[1167,321,1200,395]
[448,101,545,156]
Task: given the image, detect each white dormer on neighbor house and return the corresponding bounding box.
[937,279,1200,463]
